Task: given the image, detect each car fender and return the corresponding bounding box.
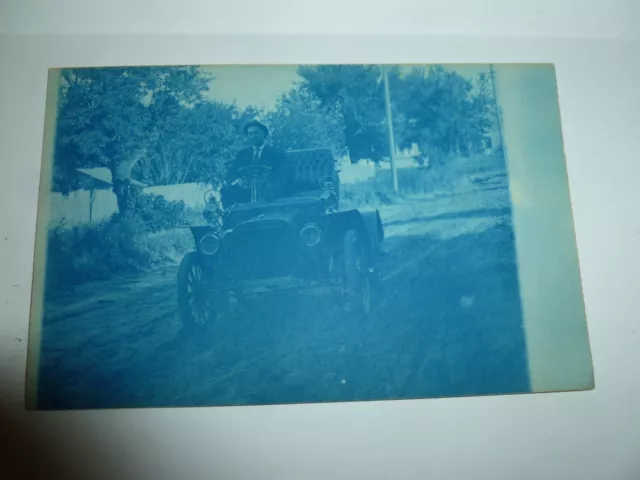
[360,209,385,254]
[189,225,218,248]
[324,209,384,256]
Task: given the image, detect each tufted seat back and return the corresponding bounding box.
[284,148,337,195]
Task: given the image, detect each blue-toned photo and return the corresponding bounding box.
[25,63,593,409]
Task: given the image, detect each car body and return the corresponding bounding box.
[176,148,385,329]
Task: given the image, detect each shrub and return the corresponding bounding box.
[132,191,190,233]
[340,173,401,210]
[44,190,201,293]
[44,216,197,293]
[45,216,149,290]
[341,154,505,204]
[141,228,195,263]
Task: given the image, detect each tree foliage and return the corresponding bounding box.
[392,66,495,165]
[52,63,498,211]
[296,64,496,166]
[132,100,240,187]
[297,65,393,163]
[264,88,346,155]
[54,67,208,187]
[52,66,248,215]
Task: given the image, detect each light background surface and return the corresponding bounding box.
[1,1,640,478]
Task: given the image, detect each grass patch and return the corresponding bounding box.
[340,154,507,208]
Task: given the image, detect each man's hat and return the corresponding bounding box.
[243,120,269,136]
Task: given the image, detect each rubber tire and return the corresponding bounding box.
[177,251,218,331]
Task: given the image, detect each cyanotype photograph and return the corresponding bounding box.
[25,63,594,410]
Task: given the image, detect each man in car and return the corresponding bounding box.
[221,120,291,209]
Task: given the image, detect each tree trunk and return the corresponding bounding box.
[112,178,131,217]
[112,149,146,217]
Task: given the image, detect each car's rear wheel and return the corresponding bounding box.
[343,229,373,315]
[177,251,221,330]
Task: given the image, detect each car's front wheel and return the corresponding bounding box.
[177,251,222,331]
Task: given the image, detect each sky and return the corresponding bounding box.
[199,65,301,112]
[199,64,492,113]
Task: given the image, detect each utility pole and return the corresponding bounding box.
[381,65,399,194]
[488,64,505,154]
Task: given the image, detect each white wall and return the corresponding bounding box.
[48,183,215,229]
[49,189,119,228]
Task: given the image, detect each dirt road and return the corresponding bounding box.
[36,174,530,409]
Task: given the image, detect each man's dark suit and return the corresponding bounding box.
[221,144,291,208]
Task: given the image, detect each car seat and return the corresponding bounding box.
[285,148,338,197]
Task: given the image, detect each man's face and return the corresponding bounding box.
[247,126,266,147]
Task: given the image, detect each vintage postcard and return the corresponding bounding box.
[25,63,593,410]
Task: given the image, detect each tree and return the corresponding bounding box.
[132,99,240,187]
[53,66,212,215]
[391,66,496,166]
[296,64,497,169]
[265,87,346,155]
[297,65,397,163]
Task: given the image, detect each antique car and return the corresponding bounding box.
[176,148,385,330]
